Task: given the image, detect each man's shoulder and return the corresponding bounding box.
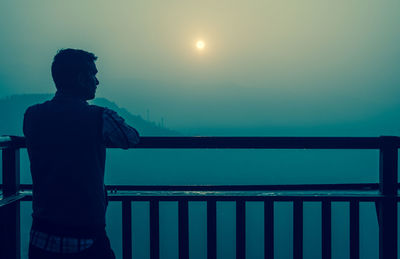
[88,103,104,109]
[24,100,51,116]
[101,107,118,116]
[87,104,106,114]
[24,101,105,119]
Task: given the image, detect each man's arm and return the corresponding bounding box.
[102,108,140,149]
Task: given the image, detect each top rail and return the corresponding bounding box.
[1,136,400,150]
[0,136,13,148]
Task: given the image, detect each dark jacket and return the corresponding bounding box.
[23,94,107,229]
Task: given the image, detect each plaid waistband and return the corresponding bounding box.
[30,229,94,254]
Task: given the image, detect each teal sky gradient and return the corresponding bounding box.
[0,1,399,134]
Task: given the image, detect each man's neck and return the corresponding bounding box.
[55,91,87,102]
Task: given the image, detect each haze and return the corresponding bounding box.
[1,0,399,135]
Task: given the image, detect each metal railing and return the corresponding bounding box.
[0,136,399,259]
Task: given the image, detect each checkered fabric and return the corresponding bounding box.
[102,108,140,148]
[30,229,94,253]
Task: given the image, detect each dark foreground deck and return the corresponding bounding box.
[1,136,399,259]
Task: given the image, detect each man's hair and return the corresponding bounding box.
[51,48,97,90]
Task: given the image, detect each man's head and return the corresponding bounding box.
[51,48,99,100]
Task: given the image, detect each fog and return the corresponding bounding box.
[1,1,399,258]
[1,0,399,134]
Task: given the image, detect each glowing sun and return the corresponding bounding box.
[196,40,205,50]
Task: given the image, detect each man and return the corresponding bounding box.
[23,48,140,259]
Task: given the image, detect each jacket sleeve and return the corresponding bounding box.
[102,108,140,149]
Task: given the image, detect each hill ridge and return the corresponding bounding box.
[0,94,180,136]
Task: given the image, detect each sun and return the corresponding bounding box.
[196,40,205,50]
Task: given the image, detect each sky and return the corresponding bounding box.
[1,3,398,257]
[0,0,399,135]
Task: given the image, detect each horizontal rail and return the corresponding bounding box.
[13,191,389,202]
[106,183,385,191]
[0,136,19,149]
[2,136,400,149]
[0,136,12,145]
[72,195,389,202]
[132,137,397,149]
[2,184,398,203]
[11,183,392,192]
[0,193,27,207]
[3,184,398,204]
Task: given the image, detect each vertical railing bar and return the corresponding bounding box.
[378,136,398,259]
[122,200,132,259]
[236,200,246,259]
[350,201,359,259]
[150,200,160,259]
[178,200,189,259]
[207,200,217,259]
[264,200,274,259]
[293,200,303,259]
[2,148,20,197]
[322,201,331,259]
[0,148,21,259]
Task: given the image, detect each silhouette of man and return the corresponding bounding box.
[23,48,140,259]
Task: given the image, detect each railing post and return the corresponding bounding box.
[293,201,303,259]
[122,201,132,259]
[350,201,360,259]
[264,201,274,259]
[378,136,398,259]
[0,147,21,259]
[236,200,246,259]
[207,200,217,259]
[150,200,160,259]
[178,200,189,259]
[322,201,331,259]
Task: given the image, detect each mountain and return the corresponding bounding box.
[0,94,180,136]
